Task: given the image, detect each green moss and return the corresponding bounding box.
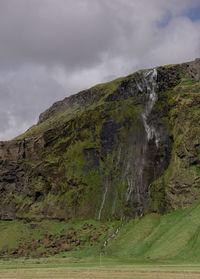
[0,219,121,258]
[179,78,197,86]
[150,177,166,214]
[4,64,200,221]
[150,77,200,213]
[190,108,198,118]
[190,165,200,175]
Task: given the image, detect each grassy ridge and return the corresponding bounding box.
[14,75,127,140]
[0,219,121,258]
[105,200,200,262]
[1,201,200,262]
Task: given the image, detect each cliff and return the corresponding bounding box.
[0,59,200,221]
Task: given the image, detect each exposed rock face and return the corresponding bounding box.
[38,87,103,124]
[187,58,200,81]
[0,59,200,220]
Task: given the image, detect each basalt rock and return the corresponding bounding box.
[0,59,200,220]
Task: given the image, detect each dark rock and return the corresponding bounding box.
[0,59,199,221]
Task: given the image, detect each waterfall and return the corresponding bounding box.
[98,68,161,219]
[98,182,108,221]
[125,68,160,214]
[98,147,122,220]
[138,68,160,147]
[101,225,122,252]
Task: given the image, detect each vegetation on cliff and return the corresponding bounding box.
[1,200,200,261]
[0,59,200,223]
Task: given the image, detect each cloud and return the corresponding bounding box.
[0,0,116,70]
[0,0,200,140]
[0,66,66,140]
[149,17,200,65]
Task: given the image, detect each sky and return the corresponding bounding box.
[0,0,200,140]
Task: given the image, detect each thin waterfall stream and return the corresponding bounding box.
[98,182,108,221]
[140,68,160,147]
[125,68,160,213]
[98,68,161,219]
[100,225,123,253]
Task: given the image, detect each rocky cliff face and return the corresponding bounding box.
[0,59,200,221]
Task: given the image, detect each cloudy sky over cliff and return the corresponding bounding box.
[0,0,200,140]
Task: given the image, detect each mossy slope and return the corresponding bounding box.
[105,200,200,262]
[151,77,200,213]
[0,59,200,221]
[1,200,200,262]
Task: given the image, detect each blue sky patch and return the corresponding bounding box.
[185,5,200,22]
[156,11,172,29]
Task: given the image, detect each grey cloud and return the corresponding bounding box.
[0,0,200,140]
[0,0,117,70]
[0,66,66,140]
[0,0,198,69]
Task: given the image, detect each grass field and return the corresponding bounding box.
[1,258,200,279]
[105,200,200,262]
[2,200,200,261]
[1,269,200,279]
[2,201,200,277]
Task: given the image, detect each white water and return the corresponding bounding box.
[138,68,160,147]
[98,69,160,218]
[98,182,108,221]
[98,147,122,220]
[125,69,160,211]
[102,225,122,249]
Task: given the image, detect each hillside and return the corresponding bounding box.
[0,59,200,223]
[0,201,200,261]
[105,200,200,262]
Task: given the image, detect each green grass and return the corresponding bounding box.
[105,200,200,263]
[1,257,200,279]
[2,201,200,263]
[1,265,200,279]
[2,202,200,277]
[179,78,197,86]
[0,219,121,258]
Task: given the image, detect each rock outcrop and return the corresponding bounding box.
[0,59,200,220]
